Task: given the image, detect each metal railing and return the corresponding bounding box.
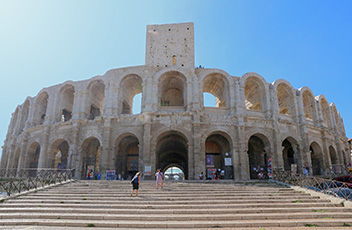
[273,170,352,201]
[0,168,75,197]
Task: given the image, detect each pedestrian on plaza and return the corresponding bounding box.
[155,168,164,189]
[131,172,141,197]
[258,171,264,180]
[304,164,309,176]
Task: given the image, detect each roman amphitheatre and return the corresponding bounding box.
[1,22,349,180]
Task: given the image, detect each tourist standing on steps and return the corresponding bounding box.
[155,168,164,189]
[131,172,141,197]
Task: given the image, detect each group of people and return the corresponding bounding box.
[130,168,164,197]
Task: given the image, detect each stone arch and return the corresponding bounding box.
[18,99,30,133]
[33,91,49,125]
[163,164,186,181]
[274,81,295,116]
[247,133,271,179]
[11,107,20,135]
[155,130,189,179]
[242,73,268,111]
[81,137,101,179]
[199,69,232,108]
[317,95,333,128]
[48,139,69,169]
[119,74,143,114]
[114,133,140,180]
[204,131,233,179]
[300,87,317,122]
[158,71,187,107]
[56,84,75,122]
[310,141,323,176]
[282,137,299,171]
[26,142,41,170]
[87,80,105,120]
[329,146,338,166]
[331,104,341,130]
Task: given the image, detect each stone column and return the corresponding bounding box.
[68,123,80,179]
[44,93,57,125]
[142,120,152,179]
[100,119,112,179]
[192,122,202,180]
[37,127,50,169]
[16,138,28,173]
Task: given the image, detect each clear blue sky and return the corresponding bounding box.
[1,0,351,156]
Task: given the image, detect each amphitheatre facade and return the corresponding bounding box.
[1,23,349,180]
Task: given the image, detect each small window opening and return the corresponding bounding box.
[187,28,189,30]
[172,55,176,65]
[181,64,184,67]
[122,101,131,114]
[62,109,72,122]
[165,65,168,67]
[168,29,171,31]
[132,93,142,114]
[40,114,46,125]
[89,105,100,120]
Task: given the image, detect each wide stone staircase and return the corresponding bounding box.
[0,180,352,229]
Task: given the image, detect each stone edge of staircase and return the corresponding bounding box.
[271,179,352,208]
[1,179,76,202]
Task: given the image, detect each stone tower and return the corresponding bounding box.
[145,22,195,69]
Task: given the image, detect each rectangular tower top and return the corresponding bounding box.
[145,22,195,69]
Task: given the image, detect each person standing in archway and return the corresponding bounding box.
[155,169,164,189]
[131,172,141,197]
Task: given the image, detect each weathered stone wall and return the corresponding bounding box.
[1,23,349,180]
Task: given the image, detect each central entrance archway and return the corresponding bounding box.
[156,131,188,179]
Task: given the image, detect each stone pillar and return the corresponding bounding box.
[44,94,57,125]
[37,127,50,169]
[100,119,113,179]
[68,123,80,179]
[192,122,202,180]
[16,138,28,172]
[142,121,152,179]
[186,80,193,111]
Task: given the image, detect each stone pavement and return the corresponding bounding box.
[0,180,351,229]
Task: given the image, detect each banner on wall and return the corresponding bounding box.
[206,155,214,167]
[144,166,152,176]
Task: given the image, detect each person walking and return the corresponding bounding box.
[155,169,164,189]
[131,172,141,197]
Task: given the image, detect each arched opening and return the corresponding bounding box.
[203,93,217,107]
[248,134,270,179]
[164,165,185,181]
[115,135,139,180]
[202,73,228,108]
[310,142,323,176]
[277,83,294,115]
[302,90,317,121]
[159,71,186,107]
[156,131,188,179]
[81,137,101,179]
[132,93,142,114]
[342,150,347,166]
[34,92,49,125]
[245,77,265,111]
[329,146,338,166]
[119,75,143,114]
[321,98,332,128]
[282,138,297,171]
[18,100,30,133]
[205,133,233,179]
[57,85,75,122]
[27,142,40,176]
[87,80,105,120]
[49,140,69,170]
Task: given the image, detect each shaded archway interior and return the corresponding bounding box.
[248,135,269,179]
[81,137,101,178]
[156,132,188,179]
[115,135,139,179]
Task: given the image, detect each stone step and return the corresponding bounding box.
[0,207,350,214]
[1,212,352,221]
[6,198,328,205]
[0,218,351,228]
[0,207,352,215]
[0,202,341,209]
